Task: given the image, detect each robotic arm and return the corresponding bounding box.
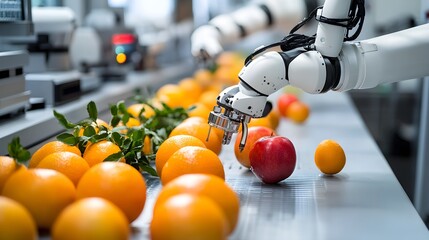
[191,0,321,62]
[207,0,429,150]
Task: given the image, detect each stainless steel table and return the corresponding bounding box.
[133,92,429,240]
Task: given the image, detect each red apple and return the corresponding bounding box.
[234,126,276,168]
[249,136,296,184]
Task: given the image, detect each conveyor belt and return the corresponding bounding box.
[128,92,429,240]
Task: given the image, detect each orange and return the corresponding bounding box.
[184,116,224,139]
[205,83,224,94]
[52,197,130,240]
[314,139,346,175]
[234,126,276,168]
[248,117,273,129]
[155,135,206,177]
[151,193,228,240]
[178,77,203,103]
[194,69,213,89]
[83,140,124,167]
[127,103,155,119]
[76,162,147,223]
[170,120,222,155]
[286,101,310,124]
[267,108,281,130]
[0,196,37,240]
[155,174,240,234]
[2,168,76,229]
[216,51,243,67]
[161,146,225,185]
[277,93,298,117]
[213,66,240,86]
[36,151,90,186]
[0,156,26,193]
[188,102,211,119]
[198,90,220,109]
[142,136,152,155]
[125,117,140,128]
[156,84,189,108]
[29,141,81,168]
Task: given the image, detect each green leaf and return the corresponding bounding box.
[110,116,121,127]
[7,137,30,163]
[139,163,158,176]
[90,133,109,143]
[118,101,127,114]
[87,101,98,121]
[124,152,136,164]
[122,138,132,151]
[103,151,124,162]
[121,114,130,125]
[110,104,118,116]
[53,110,76,129]
[131,129,144,142]
[111,132,123,146]
[83,126,96,137]
[57,133,78,146]
[78,119,93,127]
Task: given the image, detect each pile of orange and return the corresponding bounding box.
[0,136,146,238]
[277,93,310,124]
[151,174,240,240]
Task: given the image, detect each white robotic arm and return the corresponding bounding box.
[191,0,320,61]
[208,0,429,150]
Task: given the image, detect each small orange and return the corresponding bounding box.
[83,140,124,167]
[156,84,189,108]
[216,51,243,67]
[184,116,224,139]
[247,117,273,129]
[277,93,298,117]
[36,151,90,186]
[127,103,155,119]
[151,193,228,240]
[52,197,130,240]
[125,117,141,128]
[198,90,220,109]
[286,101,310,124]
[314,139,346,175]
[76,162,147,223]
[0,156,26,193]
[155,174,240,234]
[188,102,211,119]
[29,141,81,168]
[170,120,222,155]
[155,135,206,177]
[193,69,213,89]
[161,146,225,185]
[0,196,37,240]
[142,136,152,155]
[2,168,76,229]
[267,108,281,130]
[178,77,203,103]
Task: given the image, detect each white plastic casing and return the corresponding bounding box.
[288,51,327,94]
[238,51,288,96]
[315,0,352,57]
[190,25,223,58]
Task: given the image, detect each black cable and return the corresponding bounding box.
[244,0,365,65]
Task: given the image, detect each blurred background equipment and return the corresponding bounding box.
[0,0,33,117]
[24,7,81,107]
